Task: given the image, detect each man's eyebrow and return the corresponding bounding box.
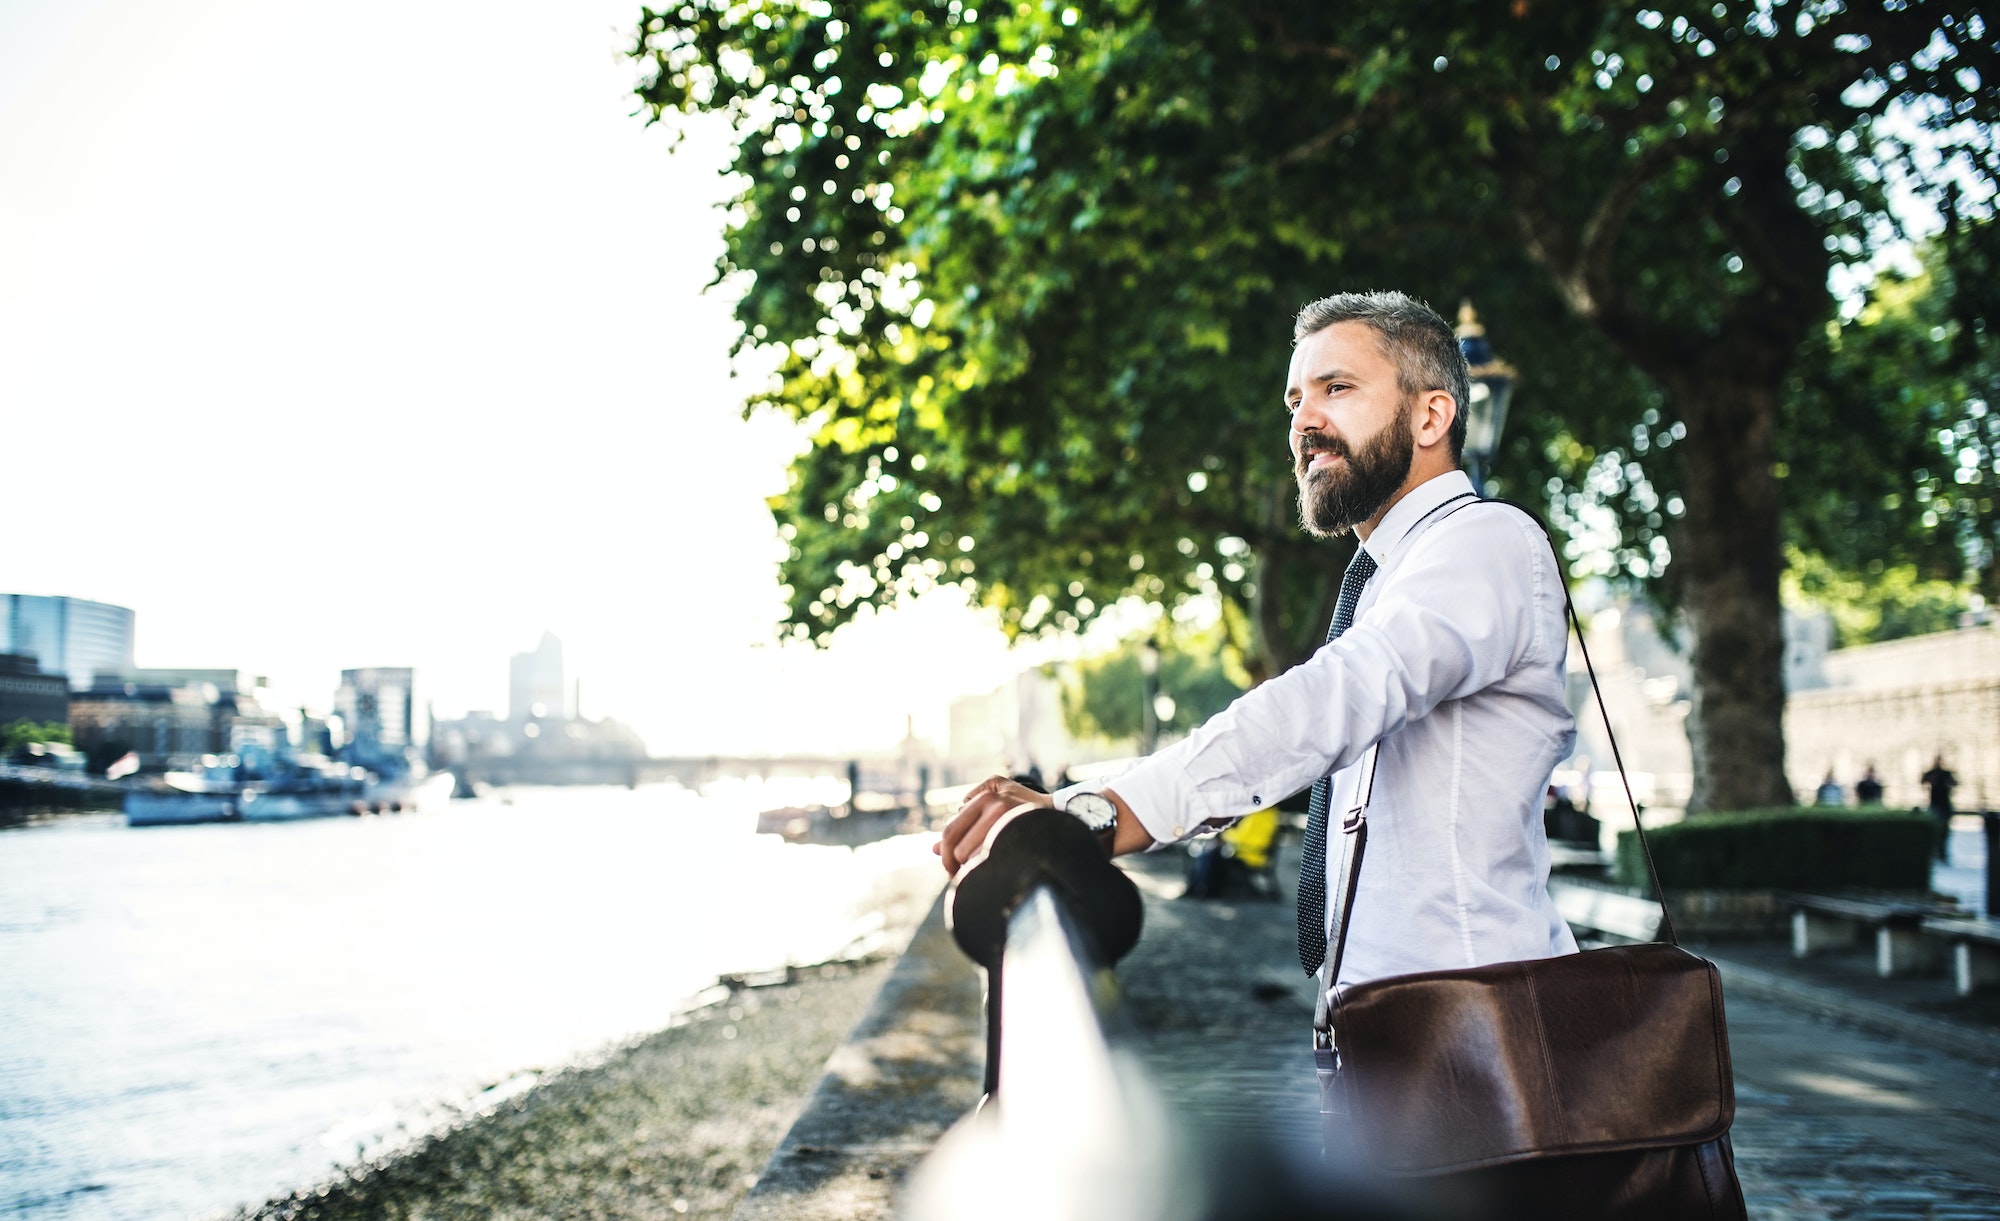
[1285,365,1364,402]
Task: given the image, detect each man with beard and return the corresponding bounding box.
[941,290,1577,995]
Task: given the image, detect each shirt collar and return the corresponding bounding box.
[1359,469,1477,569]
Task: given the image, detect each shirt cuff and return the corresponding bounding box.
[1055,738,1222,849]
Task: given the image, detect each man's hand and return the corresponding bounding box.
[935,775,1051,875]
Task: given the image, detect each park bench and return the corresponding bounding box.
[1548,841,1612,872]
[1920,915,2000,996]
[1782,893,1954,978]
[1548,880,1665,946]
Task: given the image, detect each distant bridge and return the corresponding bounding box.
[451,754,908,791]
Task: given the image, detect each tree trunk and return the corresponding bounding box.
[1245,536,1346,684]
[1245,542,1288,685]
[1660,369,1798,813]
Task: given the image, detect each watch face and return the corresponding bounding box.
[1066,792,1118,833]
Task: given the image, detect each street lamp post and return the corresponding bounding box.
[1455,301,1518,497]
[1139,639,1161,755]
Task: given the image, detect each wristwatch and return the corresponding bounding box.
[1060,791,1119,854]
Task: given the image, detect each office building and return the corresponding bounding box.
[69,680,220,772]
[1,595,136,690]
[509,632,566,722]
[335,668,416,752]
[0,654,68,729]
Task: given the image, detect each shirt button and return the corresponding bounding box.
[1252,795,1262,805]
[1172,825,1185,837]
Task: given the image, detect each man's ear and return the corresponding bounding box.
[1416,390,1457,451]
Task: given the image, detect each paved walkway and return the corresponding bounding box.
[1118,843,2000,1220]
[745,836,2000,1219]
[1727,988,2000,1219]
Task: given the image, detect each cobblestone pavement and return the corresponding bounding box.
[1729,991,2000,1220]
[1114,858,1322,1154]
[1110,848,2000,1220]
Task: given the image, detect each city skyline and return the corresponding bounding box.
[0,0,1053,756]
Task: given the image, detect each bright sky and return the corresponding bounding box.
[0,0,1046,756]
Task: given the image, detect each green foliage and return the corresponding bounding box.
[631,0,2000,804]
[2,720,72,754]
[635,0,1366,678]
[1784,244,2000,604]
[1615,807,1934,891]
[1059,628,1246,743]
[1783,546,1970,646]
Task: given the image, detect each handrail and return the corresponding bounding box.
[902,810,1184,1221]
[901,809,1440,1221]
[937,808,1144,1095]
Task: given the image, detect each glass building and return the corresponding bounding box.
[1,595,136,691]
[336,667,416,750]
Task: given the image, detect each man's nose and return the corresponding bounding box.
[1290,398,1328,443]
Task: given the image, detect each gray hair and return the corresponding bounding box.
[1293,291,1470,463]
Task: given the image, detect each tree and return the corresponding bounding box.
[1059,628,1248,744]
[633,1,2000,811]
[2,720,72,756]
[1784,241,2000,605]
[1784,546,1972,645]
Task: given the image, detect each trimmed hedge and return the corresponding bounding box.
[1614,807,1934,892]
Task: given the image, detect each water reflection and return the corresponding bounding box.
[0,781,938,1220]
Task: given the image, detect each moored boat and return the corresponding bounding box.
[754,801,919,846]
[124,770,242,826]
[124,752,449,826]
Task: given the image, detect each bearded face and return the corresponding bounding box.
[1295,402,1416,538]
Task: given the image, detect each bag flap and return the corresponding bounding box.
[1332,944,1734,1175]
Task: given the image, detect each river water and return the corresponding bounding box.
[0,782,943,1220]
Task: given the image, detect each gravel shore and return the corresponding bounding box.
[235,858,945,1221]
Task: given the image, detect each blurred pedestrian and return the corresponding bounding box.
[1921,755,1957,863]
[1814,770,1843,807]
[1854,764,1883,806]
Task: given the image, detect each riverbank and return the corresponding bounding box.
[229,858,946,1221]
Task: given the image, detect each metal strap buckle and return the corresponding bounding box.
[1313,1045,1346,1118]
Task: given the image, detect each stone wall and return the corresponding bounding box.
[1816,622,2000,690]
[1578,612,2000,814]
[1786,677,2000,811]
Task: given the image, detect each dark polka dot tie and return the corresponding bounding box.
[1296,547,1379,975]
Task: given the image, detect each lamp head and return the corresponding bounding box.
[1455,301,1516,471]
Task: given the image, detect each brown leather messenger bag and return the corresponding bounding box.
[1311,508,1748,1221]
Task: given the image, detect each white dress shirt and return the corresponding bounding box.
[1059,470,1578,987]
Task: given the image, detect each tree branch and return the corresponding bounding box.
[1277,114,1365,166]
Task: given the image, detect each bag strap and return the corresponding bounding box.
[1315,498,1677,1004]
[1314,492,1477,1013]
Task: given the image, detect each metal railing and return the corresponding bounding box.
[902,809,1432,1221]
[901,808,1187,1221]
